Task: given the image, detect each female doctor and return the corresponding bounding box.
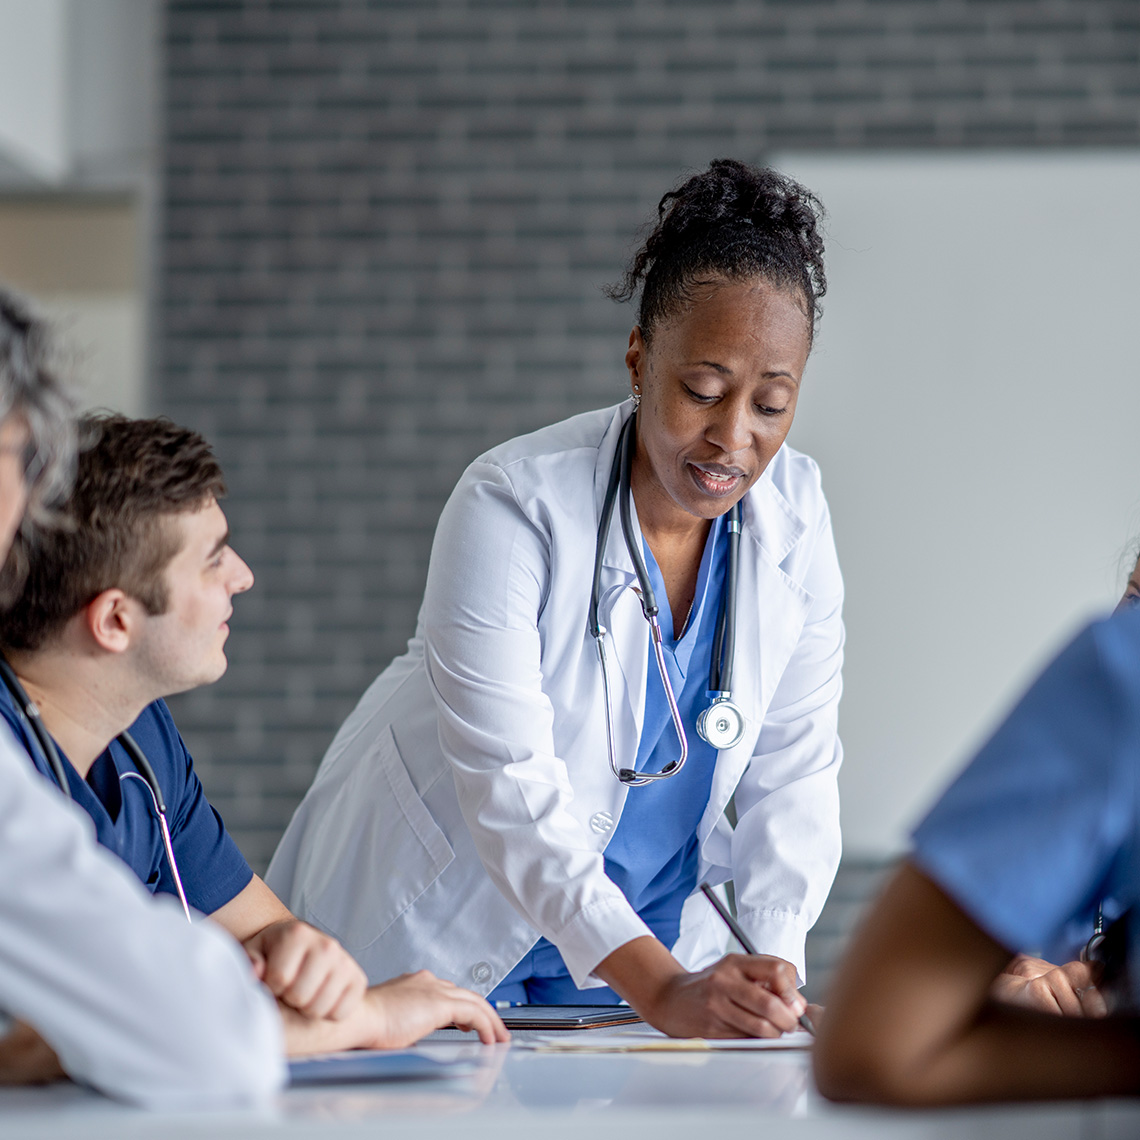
[268,160,844,1038]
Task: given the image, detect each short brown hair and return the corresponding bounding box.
[0,415,226,652]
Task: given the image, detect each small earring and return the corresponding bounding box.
[631,387,641,409]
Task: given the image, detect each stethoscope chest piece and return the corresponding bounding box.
[696,697,746,750]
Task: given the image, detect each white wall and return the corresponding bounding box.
[0,0,157,413]
[0,0,68,181]
[0,201,144,415]
[773,151,1140,858]
[0,0,156,188]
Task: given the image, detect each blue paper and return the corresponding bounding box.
[288,1050,474,1086]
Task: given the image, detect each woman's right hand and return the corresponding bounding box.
[596,936,807,1038]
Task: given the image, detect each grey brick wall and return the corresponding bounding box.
[159,0,1140,894]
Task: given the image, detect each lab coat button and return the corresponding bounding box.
[590,811,614,835]
[471,961,492,984]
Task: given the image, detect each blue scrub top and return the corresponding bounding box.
[490,515,727,1004]
[0,688,252,915]
[912,607,1140,985]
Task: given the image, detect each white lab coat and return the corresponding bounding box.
[0,723,284,1107]
[268,404,844,992]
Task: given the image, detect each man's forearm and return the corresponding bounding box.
[277,998,377,1056]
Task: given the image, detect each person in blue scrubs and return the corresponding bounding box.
[0,413,507,1058]
[984,550,1140,1015]
[814,606,1140,1105]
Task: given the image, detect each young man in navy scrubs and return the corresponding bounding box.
[0,290,283,1106]
[0,414,507,1064]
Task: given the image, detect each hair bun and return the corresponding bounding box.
[606,159,827,341]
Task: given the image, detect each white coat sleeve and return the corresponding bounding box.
[423,462,650,986]
[0,725,286,1108]
[730,494,844,984]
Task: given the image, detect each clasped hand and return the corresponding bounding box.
[243,918,368,1021]
[991,954,1106,1018]
[244,923,510,1051]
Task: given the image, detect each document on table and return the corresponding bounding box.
[526,1031,812,1052]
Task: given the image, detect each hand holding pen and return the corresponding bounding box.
[699,882,816,1037]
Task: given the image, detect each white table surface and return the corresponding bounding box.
[1,1026,1138,1140]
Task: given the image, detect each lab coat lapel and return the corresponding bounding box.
[705,468,812,824]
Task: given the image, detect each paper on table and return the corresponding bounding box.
[527,1032,811,1052]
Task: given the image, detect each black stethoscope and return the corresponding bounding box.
[1082,903,1107,964]
[589,413,747,787]
[0,656,192,922]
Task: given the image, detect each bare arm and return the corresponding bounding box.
[812,862,1140,1105]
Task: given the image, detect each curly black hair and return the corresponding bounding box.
[606,159,827,343]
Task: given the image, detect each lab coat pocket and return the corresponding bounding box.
[302,726,455,953]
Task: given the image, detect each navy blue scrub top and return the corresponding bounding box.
[0,688,252,914]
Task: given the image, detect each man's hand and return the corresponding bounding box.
[244,918,367,1021]
[990,954,1106,1018]
[0,1022,65,1086]
[277,970,510,1055]
[356,971,511,1048]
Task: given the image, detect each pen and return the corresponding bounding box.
[699,881,816,1037]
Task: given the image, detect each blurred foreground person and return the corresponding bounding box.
[814,605,1140,1105]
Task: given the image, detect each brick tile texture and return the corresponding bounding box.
[160,0,1140,871]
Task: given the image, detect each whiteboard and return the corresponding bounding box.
[771,150,1140,856]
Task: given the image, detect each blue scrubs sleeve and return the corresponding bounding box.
[912,614,1140,956]
[123,701,253,915]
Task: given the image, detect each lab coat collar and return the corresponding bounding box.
[739,457,808,565]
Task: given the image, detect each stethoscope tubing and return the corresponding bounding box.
[590,412,744,784]
[0,656,192,923]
